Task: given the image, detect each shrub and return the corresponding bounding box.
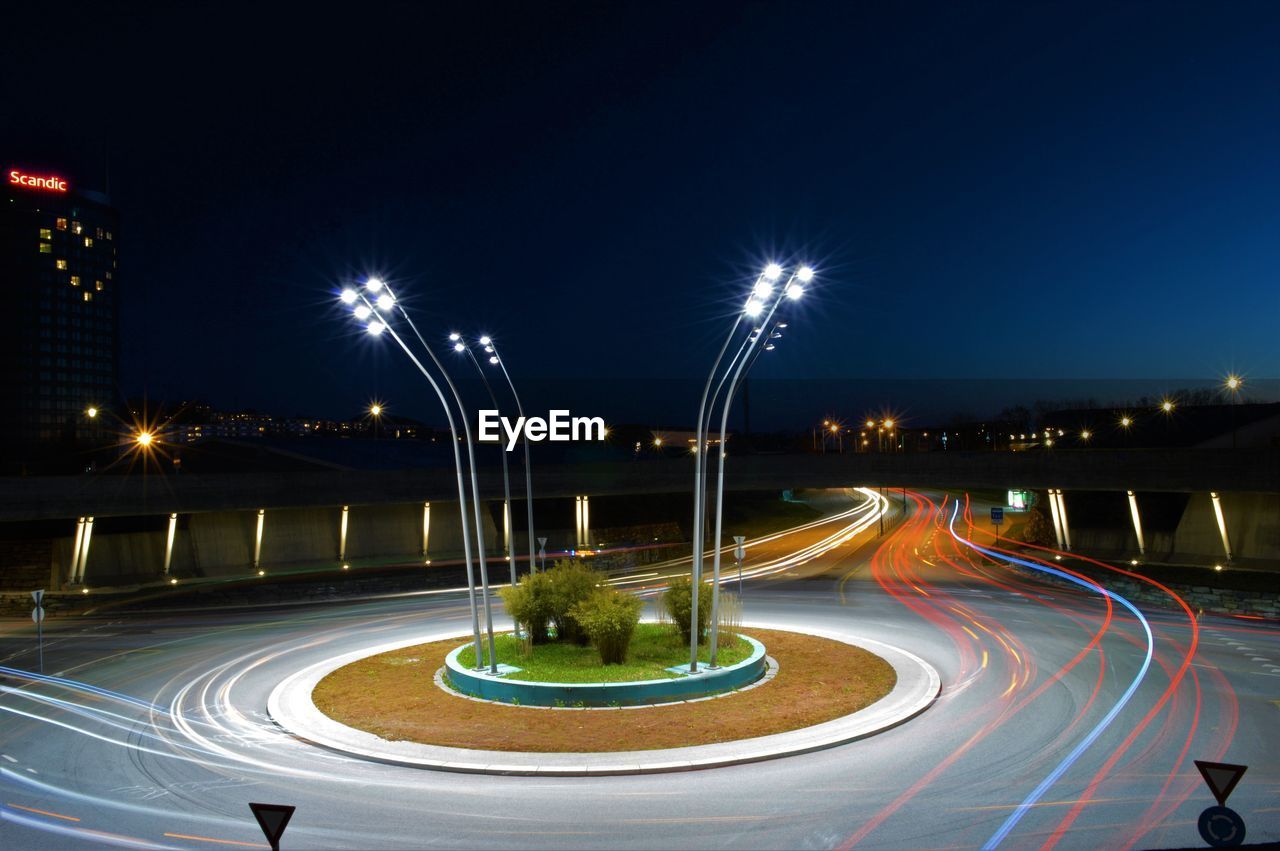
[546,559,604,645]
[570,588,643,664]
[663,575,713,644]
[499,572,555,643]
[1022,500,1056,547]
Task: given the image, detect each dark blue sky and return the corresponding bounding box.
[4,2,1278,425]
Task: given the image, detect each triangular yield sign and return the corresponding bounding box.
[249,802,295,850]
[1194,760,1247,806]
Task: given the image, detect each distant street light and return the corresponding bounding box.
[337,279,488,672]
[86,407,98,419]
[1160,399,1175,414]
[136,430,154,447]
[1224,374,1243,449]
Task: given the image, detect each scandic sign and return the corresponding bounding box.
[8,169,69,192]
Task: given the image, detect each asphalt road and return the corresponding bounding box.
[1,488,1277,850]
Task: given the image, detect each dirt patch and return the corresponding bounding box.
[312,628,897,752]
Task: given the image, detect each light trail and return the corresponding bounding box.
[947,500,1155,850]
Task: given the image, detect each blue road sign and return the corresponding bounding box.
[990,507,1004,524]
[1198,805,1246,847]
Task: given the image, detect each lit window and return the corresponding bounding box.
[105,231,113,240]
[72,221,82,234]
[56,218,67,231]
[56,259,67,270]
[105,271,112,279]
[39,242,52,253]
[39,228,52,239]
[96,227,103,239]
[83,292,92,303]
[94,280,103,291]
[84,236,93,248]
[70,275,80,286]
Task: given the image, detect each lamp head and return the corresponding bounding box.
[796,265,815,283]
[375,293,394,311]
[479,335,492,346]
[744,298,764,318]
[448,332,461,342]
[763,263,783,282]
[339,288,358,304]
[453,342,466,353]
[786,283,804,300]
[353,304,372,320]
[364,277,384,293]
[367,320,386,336]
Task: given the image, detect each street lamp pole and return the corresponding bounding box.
[487,339,538,575]
[688,270,770,674]
[461,339,518,634]
[338,281,484,667]
[706,269,807,667]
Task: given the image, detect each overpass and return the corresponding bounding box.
[1,447,1276,521]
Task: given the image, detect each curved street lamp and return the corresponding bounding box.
[457,336,518,633]
[688,263,810,673]
[337,279,491,671]
[482,337,539,575]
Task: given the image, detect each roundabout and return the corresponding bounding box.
[268,621,941,775]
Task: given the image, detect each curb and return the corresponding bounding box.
[267,621,941,776]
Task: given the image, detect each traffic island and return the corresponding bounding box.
[268,623,940,773]
[444,623,768,707]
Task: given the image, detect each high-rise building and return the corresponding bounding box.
[1,166,120,470]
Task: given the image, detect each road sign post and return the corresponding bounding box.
[31,589,44,674]
[537,536,547,573]
[733,535,746,596]
[1194,760,1247,848]
[990,507,1004,541]
[249,803,296,851]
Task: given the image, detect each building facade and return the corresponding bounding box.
[1,166,120,470]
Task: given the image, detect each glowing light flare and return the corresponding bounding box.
[479,335,492,346]
[786,283,804,300]
[753,280,774,299]
[366,320,386,336]
[375,293,394,311]
[453,342,466,352]
[339,288,358,304]
[353,304,372,320]
[744,299,764,317]
[85,407,98,418]
[489,356,499,364]
[763,263,783,281]
[797,265,815,283]
[1225,374,1242,391]
[135,431,154,447]
[364,277,385,293]
[449,332,461,342]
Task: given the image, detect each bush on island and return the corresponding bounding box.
[570,588,643,664]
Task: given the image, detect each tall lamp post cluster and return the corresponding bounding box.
[337,277,537,674]
[689,262,812,673]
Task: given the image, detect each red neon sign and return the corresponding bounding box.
[8,169,69,192]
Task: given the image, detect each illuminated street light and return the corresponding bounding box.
[752,280,774,299]
[376,293,394,311]
[704,265,809,669]
[1160,399,1174,413]
[866,419,875,428]
[797,265,815,283]
[85,407,98,419]
[763,262,783,281]
[1120,416,1132,428]
[1081,430,1092,440]
[456,337,520,628]
[340,288,358,304]
[366,320,386,336]
[336,277,488,671]
[744,298,764,318]
[136,430,154,447]
[1225,374,1242,392]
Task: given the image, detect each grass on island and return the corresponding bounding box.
[313,628,898,752]
[453,622,752,683]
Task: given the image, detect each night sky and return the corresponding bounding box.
[4,2,1278,427]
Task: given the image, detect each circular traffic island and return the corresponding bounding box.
[310,626,897,753]
[445,623,767,707]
